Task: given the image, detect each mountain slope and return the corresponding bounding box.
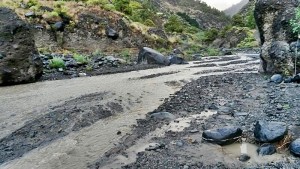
[224,0,249,17]
[151,0,231,29]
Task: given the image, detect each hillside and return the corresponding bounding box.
[224,0,249,17]
[0,0,231,58]
[152,0,231,29]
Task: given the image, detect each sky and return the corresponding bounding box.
[201,0,242,10]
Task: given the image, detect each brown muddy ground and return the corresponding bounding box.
[0,54,278,169]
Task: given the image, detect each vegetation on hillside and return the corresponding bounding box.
[0,0,258,59]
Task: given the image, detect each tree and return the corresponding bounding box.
[164,15,185,33]
[290,7,300,75]
[232,14,245,27]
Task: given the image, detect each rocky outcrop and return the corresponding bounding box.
[0,7,42,85]
[212,27,248,48]
[254,0,300,74]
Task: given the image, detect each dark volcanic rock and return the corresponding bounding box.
[239,154,251,162]
[137,47,170,66]
[254,0,300,74]
[169,55,187,65]
[290,138,300,157]
[106,27,119,40]
[291,74,300,83]
[52,21,65,32]
[0,7,43,85]
[254,121,288,143]
[257,144,276,156]
[202,127,243,145]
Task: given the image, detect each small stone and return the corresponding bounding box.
[25,11,35,18]
[189,129,199,133]
[175,140,184,147]
[276,104,283,111]
[117,131,121,135]
[183,165,190,169]
[145,143,164,151]
[58,68,63,72]
[257,144,276,156]
[106,27,119,40]
[290,138,300,156]
[52,22,65,32]
[78,73,87,77]
[150,112,175,121]
[239,154,250,162]
[270,74,283,84]
[234,112,248,117]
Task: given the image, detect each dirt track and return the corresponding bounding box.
[0,54,259,169]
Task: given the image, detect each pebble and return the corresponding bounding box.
[239,154,251,162]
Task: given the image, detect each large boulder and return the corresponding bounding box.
[254,0,300,74]
[202,126,243,145]
[137,47,170,66]
[0,8,42,85]
[254,121,288,143]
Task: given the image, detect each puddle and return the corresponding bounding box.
[223,142,285,165]
[100,110,217,169]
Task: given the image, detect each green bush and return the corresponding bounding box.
[129,1,142,9]
[27,0,39,8]
[144,19,155,27]
[206,47,220,56]
[245,11,256,29]
[290,7,300,36]
[103,4,116,11]
[164,15,185,33]
[114,0,132,15]
[232,14,245,27]
[86,0,110,6]
[237,36,257,48]
[49,57,65,69]
[73,53,89,64]
[219,25,232,38]
[120,49,131,61]
[204,28,219,43]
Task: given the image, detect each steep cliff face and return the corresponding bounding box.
[254,0,300,74]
